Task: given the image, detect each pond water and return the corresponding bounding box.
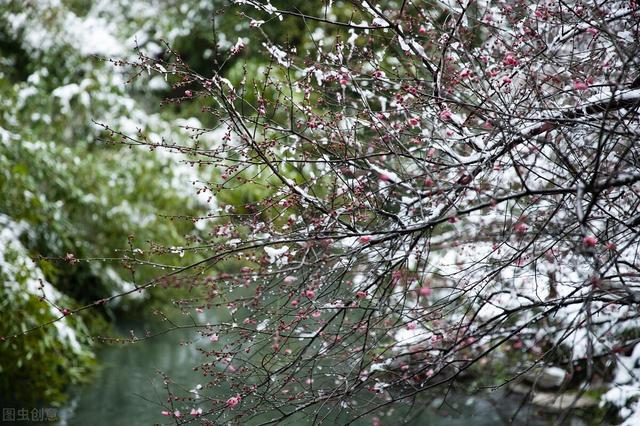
[55,319,566,425]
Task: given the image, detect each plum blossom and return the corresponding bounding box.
[418,287,432,297]
[459,69,472,79]
[438,109,452,121]
[514,222,528,234]
[583,236,598,247]
[502,54,519,67]
[226,394,242,408]
[574,80,589,90]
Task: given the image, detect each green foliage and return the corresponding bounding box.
[0,222,95,406]
[0,0,218,405]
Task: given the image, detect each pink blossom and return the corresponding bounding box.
[423,177,434,187]
[459,69,472,79]
[304,289,315,299]
[406,322,417,330]
[356,291,367,299]
[311,311,322,318]
[174,410,181,418]
[606,242,617,251]
[209,334,219,343]
[195,307,204,313]
[514,222,528,234]
[534,7,548,20]
[439,109,452,121]
[161,411,171,417]
[418,287,432,297]
[190,407,203,416]
[583,236,598,247]
[574,80,589,90]
[185,90,193,97]
[283,275,297,284]
[230,41,245,55]
[418,25,427,34]
[291,299,299,307]
[586,27,598,36]
[226,394,242,408]
[359,235,373,243]
[502,54,519,67]
[408,117,420,127]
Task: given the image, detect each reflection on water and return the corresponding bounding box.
[57,319,559,425]
[59,320,203,425]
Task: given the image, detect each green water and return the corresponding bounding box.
[58,320,202,425]
[56,320,554,425]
